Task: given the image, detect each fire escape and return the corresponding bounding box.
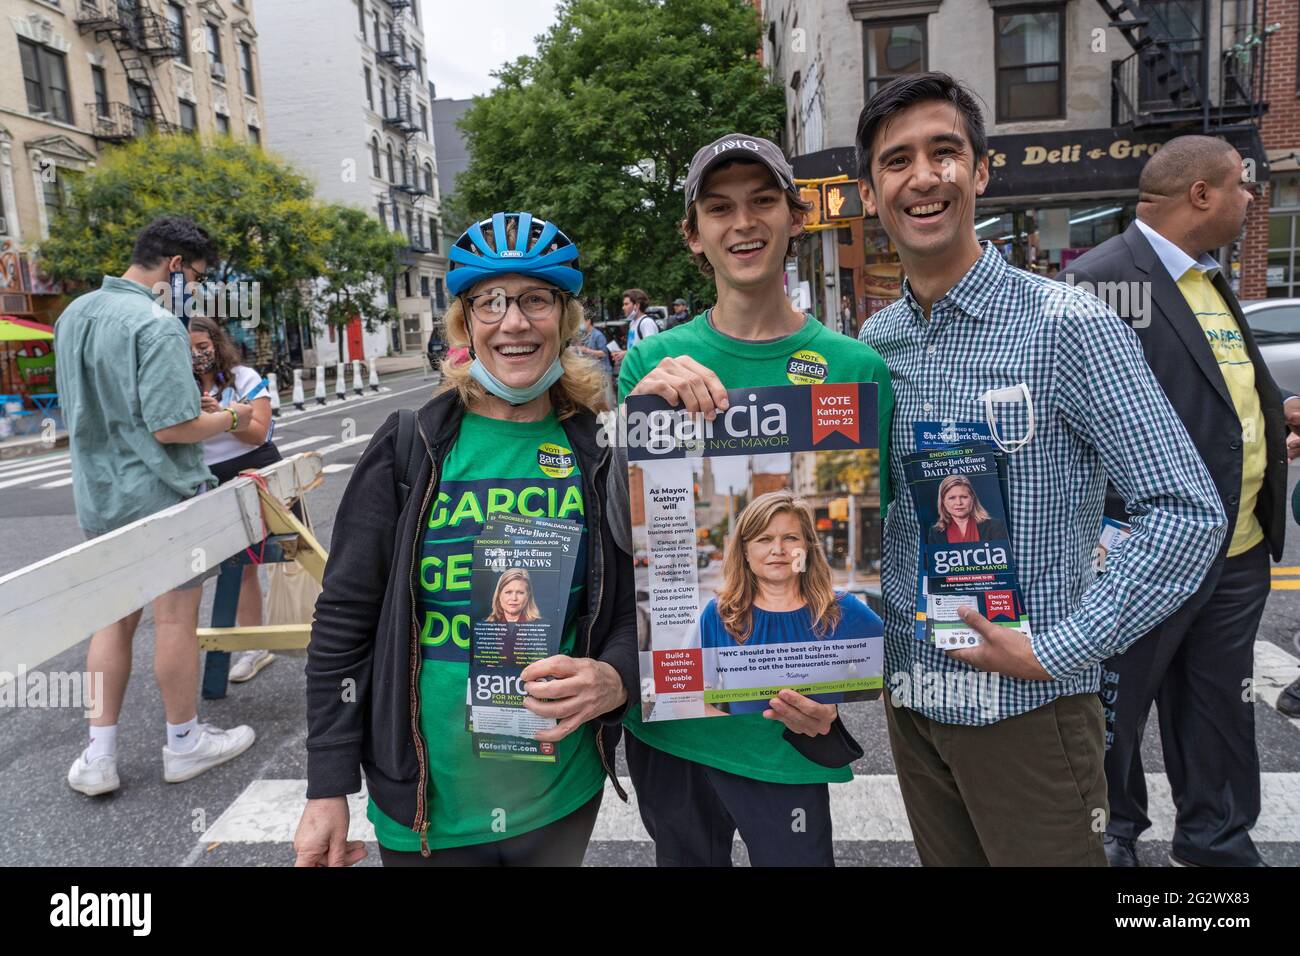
[1101,0,1269,133]
[378,2,432,262]
[75,0,180,142]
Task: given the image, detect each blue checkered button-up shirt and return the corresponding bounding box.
[861,242,1226,725]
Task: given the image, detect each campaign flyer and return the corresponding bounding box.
[625,383,885,722]
[912,420,1012,534]
[903,445,1030,649]
[1094,516,1132,573]
[466,514,582,761]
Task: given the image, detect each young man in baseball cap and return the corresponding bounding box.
[617,133,895,866]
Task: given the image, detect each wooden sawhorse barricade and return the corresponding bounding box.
[0,453,327,685]
[197,475,328,699]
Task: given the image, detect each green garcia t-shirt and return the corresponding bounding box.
[368,412,606,851]
[618,312,894,785]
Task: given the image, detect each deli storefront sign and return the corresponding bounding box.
[981,125,1269,199]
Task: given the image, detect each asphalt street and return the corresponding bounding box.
[2,368,1299,866]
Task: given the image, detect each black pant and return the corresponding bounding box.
[1103,540,1269,866]
[209,441,282,484]
[377,790,602,867]
[624,732,835,867]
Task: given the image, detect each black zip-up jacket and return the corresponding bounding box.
[305,390,637,852]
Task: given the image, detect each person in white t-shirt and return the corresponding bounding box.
[189,316,280,683]
[622,287,659,348]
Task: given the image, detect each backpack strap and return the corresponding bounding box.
[394,408,422,509]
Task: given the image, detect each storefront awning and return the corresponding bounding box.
[981,125,1269,201]
[791,125,1270,202]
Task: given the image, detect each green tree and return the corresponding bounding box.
[452,0,785,314]
[38,134,401,336]
[815,450,880,494]
[308,204,406,332]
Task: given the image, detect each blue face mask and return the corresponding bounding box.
[468,355,564,406]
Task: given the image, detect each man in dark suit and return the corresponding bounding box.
[1062,135,1295,868]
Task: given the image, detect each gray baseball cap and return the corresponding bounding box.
[684,133,798,211]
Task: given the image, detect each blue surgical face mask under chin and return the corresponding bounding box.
[468,355,565,406]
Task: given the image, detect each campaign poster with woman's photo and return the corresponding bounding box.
[903,445,1031,649]
[625,383,884,722]
[467,514,581,760]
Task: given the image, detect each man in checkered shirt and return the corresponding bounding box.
[855,73,1227,866]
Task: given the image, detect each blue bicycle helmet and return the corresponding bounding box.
[447,212,583,296]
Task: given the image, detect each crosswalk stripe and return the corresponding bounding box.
[203,772,1300,845]
[0,468,70,490]
[0,455,71,478]
[275,435,330,452]
[201,642,1300,847]
[321,463,353,475]
[316,434,373,456]
[1255,640,1300,731]
[37,476,73,489]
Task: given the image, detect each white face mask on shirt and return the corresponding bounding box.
[980,383,1035,454]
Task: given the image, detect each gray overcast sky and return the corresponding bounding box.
[420,0,560,100]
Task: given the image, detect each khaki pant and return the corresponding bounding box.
[885,691,1109,866]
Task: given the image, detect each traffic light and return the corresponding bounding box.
[822,180,864,222]
[794,178,864,231]
[799,187,822,229]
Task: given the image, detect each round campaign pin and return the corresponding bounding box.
[786,348,828,384]
[537,442,575,478]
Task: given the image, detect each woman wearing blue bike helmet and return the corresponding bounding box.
[295,213,638,866]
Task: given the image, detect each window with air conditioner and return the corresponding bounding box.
[207,22,224,79]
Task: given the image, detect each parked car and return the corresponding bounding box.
[1246,299,1300,395]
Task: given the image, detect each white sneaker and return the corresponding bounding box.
[162,723,255,783]
[229,649,276,683]
[68,751,120,796]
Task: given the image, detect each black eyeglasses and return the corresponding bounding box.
[464,287,564,324]
[185,262,211,284]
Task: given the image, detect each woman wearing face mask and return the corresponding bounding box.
[189,316,278,683]
[701,491,882,715]
[294,212,638,867]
